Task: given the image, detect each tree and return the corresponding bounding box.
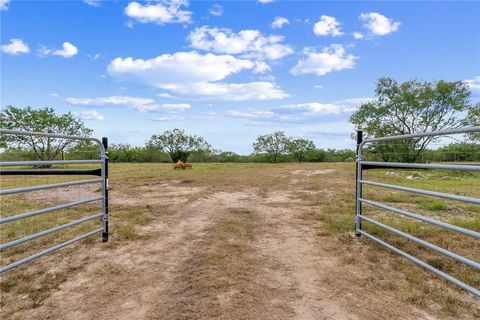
[253,131,289,163]
[287,138,316,163]
[464,104,480,142]
[350,78,475,162]
[0,106,93,162]
[146,128,211,163]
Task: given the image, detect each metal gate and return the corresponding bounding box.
[355,126,480,297]
[0,129,109,273]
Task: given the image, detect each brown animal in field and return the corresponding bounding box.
[173,160,193,169]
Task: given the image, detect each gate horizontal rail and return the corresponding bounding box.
[0,228,103,274]
[0,129,109,273]
[0,168,103,176]
[360,198,480,238]
[359,179,480,205]
[359,160,480,171]
[0,178,103,196]
[358,230,480,297]
[0,159,103,166]
[355,126,480,298]
[0,213,103,251]
[0,196,103,224]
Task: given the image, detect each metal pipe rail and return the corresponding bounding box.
[357,126,480,159]
[0,213,103,251]
[0,168,102,176]
[0,129,104,148]
[359,215,480,270]
[358,230,480,298]
[359,161,480,171]
[0,159,102,167]
[0,129,109,273]
[0,196,103,224]
[355,126,480,296]
[359,180,480,205]
[0,228,103,274]
[0,178,103,196]
[360,198,480,238]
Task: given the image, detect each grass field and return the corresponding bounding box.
[1,162,479,319]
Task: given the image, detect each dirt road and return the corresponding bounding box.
[1,163,477,319]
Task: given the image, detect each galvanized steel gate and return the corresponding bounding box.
[355,126,480,297]
[0,129,109,273]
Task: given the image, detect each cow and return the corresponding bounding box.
[173,160,193,170]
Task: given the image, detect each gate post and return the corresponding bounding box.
[102,137,109,243]
[355,130,363,237]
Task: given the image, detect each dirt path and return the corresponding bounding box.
[2,164,477,319]
[256,202,357,320]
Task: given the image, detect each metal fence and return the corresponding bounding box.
[355,126,480,297]
[0,129,109,273]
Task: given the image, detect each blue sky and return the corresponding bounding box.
[1,0,479,154]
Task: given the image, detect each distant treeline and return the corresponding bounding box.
[2,142,479,163]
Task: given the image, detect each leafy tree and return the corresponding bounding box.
[435,142,480,162]
[146,128,211,163]
[253,131,289,163]
[305,148,328,162]
[0,106,92,162]
[350,78,475,162]
[464,104,480,142]
[287,138,316,163]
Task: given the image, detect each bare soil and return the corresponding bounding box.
[1,163,478,319]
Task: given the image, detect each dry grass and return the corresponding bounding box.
[1,162,479,319]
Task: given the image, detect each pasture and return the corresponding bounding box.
[1,162,479,319]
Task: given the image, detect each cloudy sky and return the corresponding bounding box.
[1,0,479,153]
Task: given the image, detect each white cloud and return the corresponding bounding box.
[253,60,271,74]
[124,0,192,25]
[73,110,104,121]
[156,82,288,101]
[1,38,30,55]
[258,0,274,3]
[40,42,78,58]
[66,95,154,108]
[0,0,9,11]
[153,115,185,121]
[291,45,357,76]
[108,51,288,101]
[353,32,364,39]
[188,26,293,60]
[274,102,356,115]
[359,12,400,36]
[53,42,78,58]
[314,85,324,90]
[466,76,480,92]
[84,0,100,7]
[135,103,191,112]
[272,16,289,29]
[226,98,364,124]
[88,53,101,61]
[49,93,60,97]
[336,97,374,106]
[208,4,223,16]
[313,15,343,37]
[108,51,257,85]
[66,95,191,113]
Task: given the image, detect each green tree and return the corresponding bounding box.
[464,104,480,142]
[253,131,289,163]
[0,106,92,162]
[350,78,475,162]
[287,138,316,163]
[146,128,211,163]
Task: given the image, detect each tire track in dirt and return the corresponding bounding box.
[255,194,359,320]
[145,190,296,320]
[16,189,224,319]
